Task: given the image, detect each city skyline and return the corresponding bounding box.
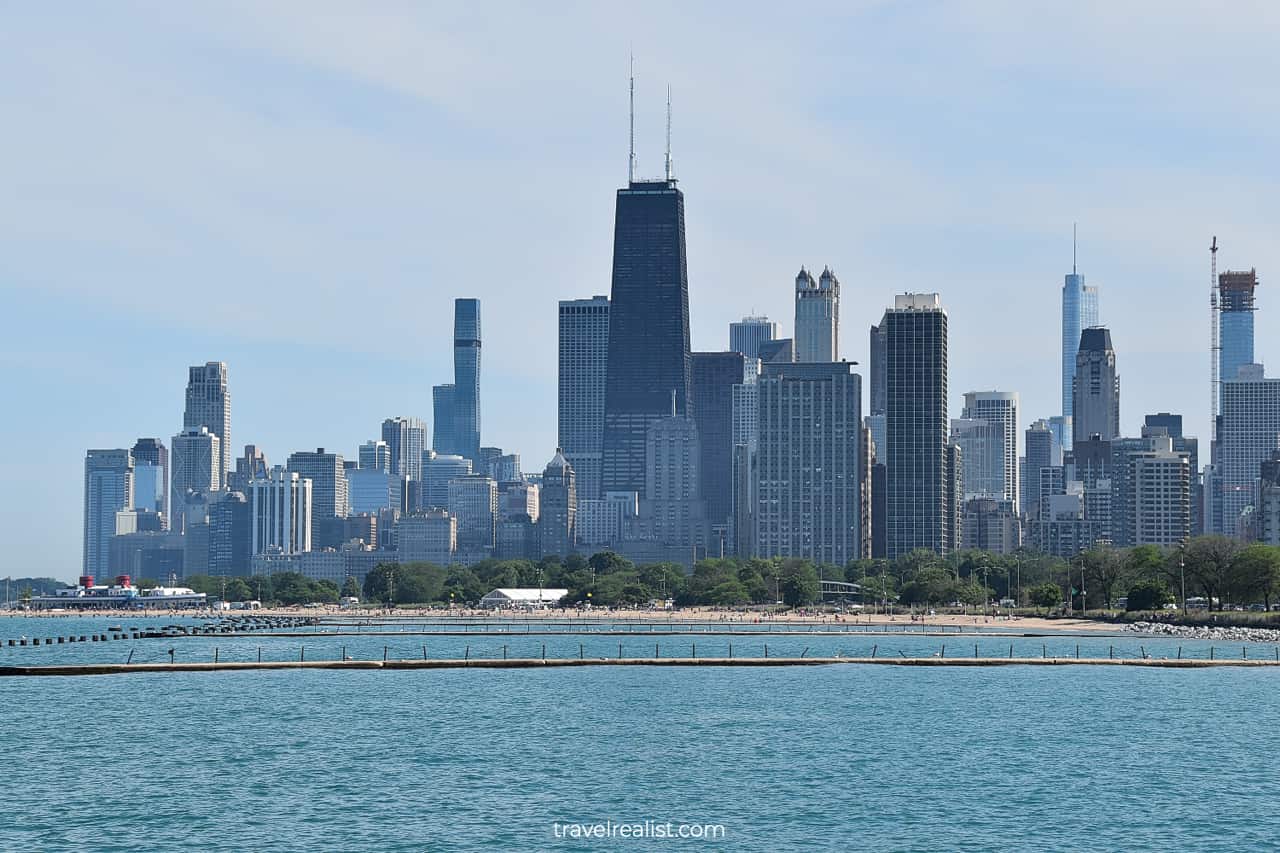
[6,5,1280,578]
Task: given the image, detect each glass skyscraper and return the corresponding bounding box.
[430,299,482,464]
[559,296,610,502]
[1061,270,1099,441]
[1219,269,1258,388]
[601,178,692,497]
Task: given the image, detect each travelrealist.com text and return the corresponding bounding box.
[552,820,727,841]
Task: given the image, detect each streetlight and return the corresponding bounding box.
[1180,555,1187,616]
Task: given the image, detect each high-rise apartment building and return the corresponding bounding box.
[1073,327,1120,445]
[1129,435,1191,547]
[1061,260,1099,447]
[397,510,456,564]
[170,426,221,534]
[729,316,777,361]
[448,474,497,555]
[381,417,426,481]
[208,491,251,576]
[883,294,953,557]
[250,466,312,555]
[755,362,862,565]
[641,410,707,551]
[183,361,231,485]
[421,452,472,511]
[951,418,1005,503]
[601,177,692,497]
[539,450,577,558]
[795,267,839,362]
[1219,269,1258,387]
[84,449,133,579]
[692,351,744,540]
[558,295,610,502]
[287,448,349,525]
[359,440,391,473]
[130,438,168,525]
[1023,419,1060,518]
[432,384,456,455]
[961,391,1019,512]
[869,323,887,417]
[1220,365,1280,534]
[451,298,482,464]
[228,445,268,495]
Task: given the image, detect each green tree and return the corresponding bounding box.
[340,577,361,599]
[708,579,750,606]
[1230,544,1280,609]
[1180,536,1242,610]
[1125,579,1173,611]
[224,577,253,601]
[1082,547,1127,609]
[779,559,820,606]
[1028,582,1062,611]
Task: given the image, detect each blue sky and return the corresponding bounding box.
[3,2,1279,580]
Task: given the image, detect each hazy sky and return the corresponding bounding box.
[4,2,1279,580]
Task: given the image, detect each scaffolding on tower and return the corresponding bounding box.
[1210,236,1219,440]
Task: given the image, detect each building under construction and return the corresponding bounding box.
[1220,268,1259,388]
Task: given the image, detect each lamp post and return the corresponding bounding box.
[1180,555,1187,616]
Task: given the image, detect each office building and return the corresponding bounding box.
[539,449,577,558]
[359,440,391,473]
[794,267,839,362]
[869,323,887,417]
[228,445,268,495]
[499,480,540,524]
[431,384,456,456]
[381,417,427,481]
[1023,419,1060,519]
[1061,258,1099,448]
[249,466,312,555]
[183,361,231,485]
[432,299,482,463]
[421,452,472,510]
[692,351,744,541]
[84,449,133,580]
[961,497,1020,553]
[1220,365,1280,534]
[755,362,862,565]
[1254,452,1280,545]
[639,410,707,553]
[208,491,251,576]
[601,175,692,496]
[170,426,221,534]
[448,474,497,554]
[577,491,638,549]
[347,468,403,516]
[729,316,778,361]
[130,438,168,525]
[882,294,953,557]
[397,510,456,565]
[558,295,610,501]
[287,449,349,549]
[108,531,184,582]
[757,338,795,364]
[961,391,1019,512]
[1073,327,1120,445]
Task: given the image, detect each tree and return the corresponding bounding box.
[1230,544,1280,609]
[1082,548,1126,609]
[1028,582,1062,611]
[1125,579,1173,612]
[779,559,820,607]
[340,577,361,599]
[1180,536,1242,610]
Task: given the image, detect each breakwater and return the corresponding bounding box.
[1125,620,1280,643]
[5,655,1280,677]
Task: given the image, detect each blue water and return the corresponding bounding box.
[3,618,1279,851]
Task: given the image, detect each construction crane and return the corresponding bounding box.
[1210,236,1220,440]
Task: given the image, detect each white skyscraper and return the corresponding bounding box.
[960,390,1020,513]
[794,266,840,363]
[170,426,221,534]
[1061,248,1099,449]
[250,466,312,555]
[558,295,610,502]
[729,316,778,361]
[184,361,231,485]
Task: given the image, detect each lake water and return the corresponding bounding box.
[2,616,1278,851]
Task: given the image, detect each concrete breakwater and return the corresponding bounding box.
[4,656,1280,677]
[1125,621,1280,643]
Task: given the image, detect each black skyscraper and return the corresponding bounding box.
[693,351,744,536]
[431,298,482,464]
[601,179,692,496]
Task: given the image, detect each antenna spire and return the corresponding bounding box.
[628,55,636,184]
[1073,222,1077,275]
[665,85,673,181]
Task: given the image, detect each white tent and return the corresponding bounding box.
[479,588,569,609]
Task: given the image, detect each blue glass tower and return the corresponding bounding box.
[452,298,482,464]
[1219,269,1257,387]
[1061,266,1099,441]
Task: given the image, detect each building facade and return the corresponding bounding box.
[183,361,231,486]
[961,391,1019,513]
[1220,366,1280,534]
[250,467,312,555]
[381,416,426,482]
[539,450,577,558]
[1073,327,1120,445]
[1061,267,1099,446]
[794,267,839,363]
[84,449,134,580]
[448,474,498,554]
[729,315,777,361]
[692,351,744,542]
[170,426,221,534]
[558,295,610,501]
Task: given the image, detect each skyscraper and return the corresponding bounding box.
[421,452,473,510]
[883,293,953,557]
[84,449,133,580]
[601,175,692,497]
[184,362,231,485]
[558,295,610,502]
[451,298,482,464]
[432,384,456,455]
[729,316,777,361]
[950,418,1005,503]
[1061,251,1099,448]
[869,323,887,417]
[1219,268,1258,385]
[960,391,1019,512]
[130,438,168,525]
[1221,365,1280,534]
[642,407,707,552]
[692,351,744,541]
[539,449,577,558]
[1023,419,1060,518]
[250,466,312,555]
[1072,327,1120,444]
[359,440,391,473]
[448,474,497,556]
[381,417,426,481]
[286,449,349,547]
[170,426,221,534]
[795,266,839,362]
[755,362,862,565]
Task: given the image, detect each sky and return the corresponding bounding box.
[3,2,1279,581]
